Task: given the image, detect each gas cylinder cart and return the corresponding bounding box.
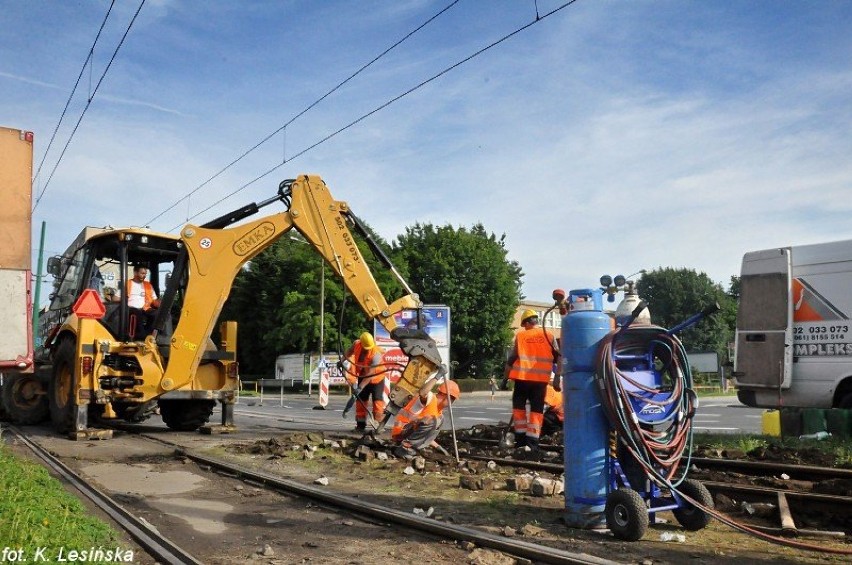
[596,301,719,541]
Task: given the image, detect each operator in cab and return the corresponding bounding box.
[502,309,561,452]
[116,265,160,338]
[391,378,460,458]
[342,332,385,432]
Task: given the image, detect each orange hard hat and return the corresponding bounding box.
[437,379,460,400]
[359,332,375,349]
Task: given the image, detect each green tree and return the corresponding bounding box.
[636,268,735,358]
[221,228,405,375]
[392,223,523,378]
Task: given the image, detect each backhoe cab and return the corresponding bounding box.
[3,175,443,438]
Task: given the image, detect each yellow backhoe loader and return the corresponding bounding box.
[2,175,443,438]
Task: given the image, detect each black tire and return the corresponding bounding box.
[673,479,713,531]
[606,488,648,541]
[158,399,215,431]
[837,390,852,409]
[2,373,49,424]
[48,338,77,434]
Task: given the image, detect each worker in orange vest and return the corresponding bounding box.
[542,383,564,437]
[118,265,161,338]
[392,379,460,457]
[343,332,385,432]
[502,309,561,451]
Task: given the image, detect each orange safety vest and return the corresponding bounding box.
[346,341,384,385]
[508,327,557,383]
[126,280,157,311]
[545,385,564,422]
[391,393,441,441]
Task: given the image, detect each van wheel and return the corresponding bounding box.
[49,338,78,434]
[158,399,215,431]
[2,373,49,424]
[837,390,852,409]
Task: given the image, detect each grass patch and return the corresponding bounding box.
[834,444,852,467]
[0,442,122,556]
[693,432,852,468]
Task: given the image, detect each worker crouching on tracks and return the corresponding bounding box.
[391,379,460,458]
[343,332,385,432]
[542,383,564,437]
[502,310,561,452]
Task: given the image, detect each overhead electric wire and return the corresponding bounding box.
[32,0,116,188]
[32,0,146,214]
[145,0,462,227]
[167,0,580,231]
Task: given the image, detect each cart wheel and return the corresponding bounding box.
[673,479,713,531]
[605,488,648,541]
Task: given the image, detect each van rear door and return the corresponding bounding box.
[734,247,793,390]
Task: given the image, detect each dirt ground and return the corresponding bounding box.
[8,424,852,565]
[212,425,852,565]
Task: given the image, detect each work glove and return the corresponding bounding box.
[552,378,562,393]
[499,378,510,391]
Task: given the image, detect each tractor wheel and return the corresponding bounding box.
[48,338,77,434]
[158,399,215,431]
[605,488,649,541]
[2,373,49,424]
[673,479,713,531]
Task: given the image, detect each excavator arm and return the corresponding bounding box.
[156,174,443,419]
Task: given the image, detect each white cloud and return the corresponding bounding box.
[4,1,852,307]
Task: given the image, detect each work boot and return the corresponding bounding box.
[526,437,541,455]
[393,445,416,459]
[354,423,366,433]
[514,433,526,448]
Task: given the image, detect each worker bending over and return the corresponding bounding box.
[392,379,460,457]
[343,332,385,432]
[502,309,561,451]
[542,383,564,437]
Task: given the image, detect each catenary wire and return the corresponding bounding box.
[144,0,462,227]
[167,0,580,231]
[32,0,116,187]
[32,0,146,214]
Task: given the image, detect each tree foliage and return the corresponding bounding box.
[220,227,405,375]
[392,223,523,378]
[636,268,736,358]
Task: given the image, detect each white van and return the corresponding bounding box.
[734,239,852,408]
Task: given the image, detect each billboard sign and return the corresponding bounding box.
[373,305,450,383]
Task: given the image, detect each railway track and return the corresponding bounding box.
[5,426,621,565]
[7,421,852,563]
[460,445,852,540]
[7,427,203,564]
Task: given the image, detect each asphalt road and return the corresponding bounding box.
[224,391,764,435]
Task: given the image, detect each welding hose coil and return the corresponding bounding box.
[594,325,697,487]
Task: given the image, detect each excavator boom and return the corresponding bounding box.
[160,174,443,416]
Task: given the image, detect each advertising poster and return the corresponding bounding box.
[373,305,450,383]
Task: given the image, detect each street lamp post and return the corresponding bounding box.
[316,260,325,396]
[291,237,325,396]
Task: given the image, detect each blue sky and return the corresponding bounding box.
[3,1,852,306]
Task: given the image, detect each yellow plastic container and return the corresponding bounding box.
[762,409,781,436]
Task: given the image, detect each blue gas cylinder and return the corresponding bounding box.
[562,288,612,528]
